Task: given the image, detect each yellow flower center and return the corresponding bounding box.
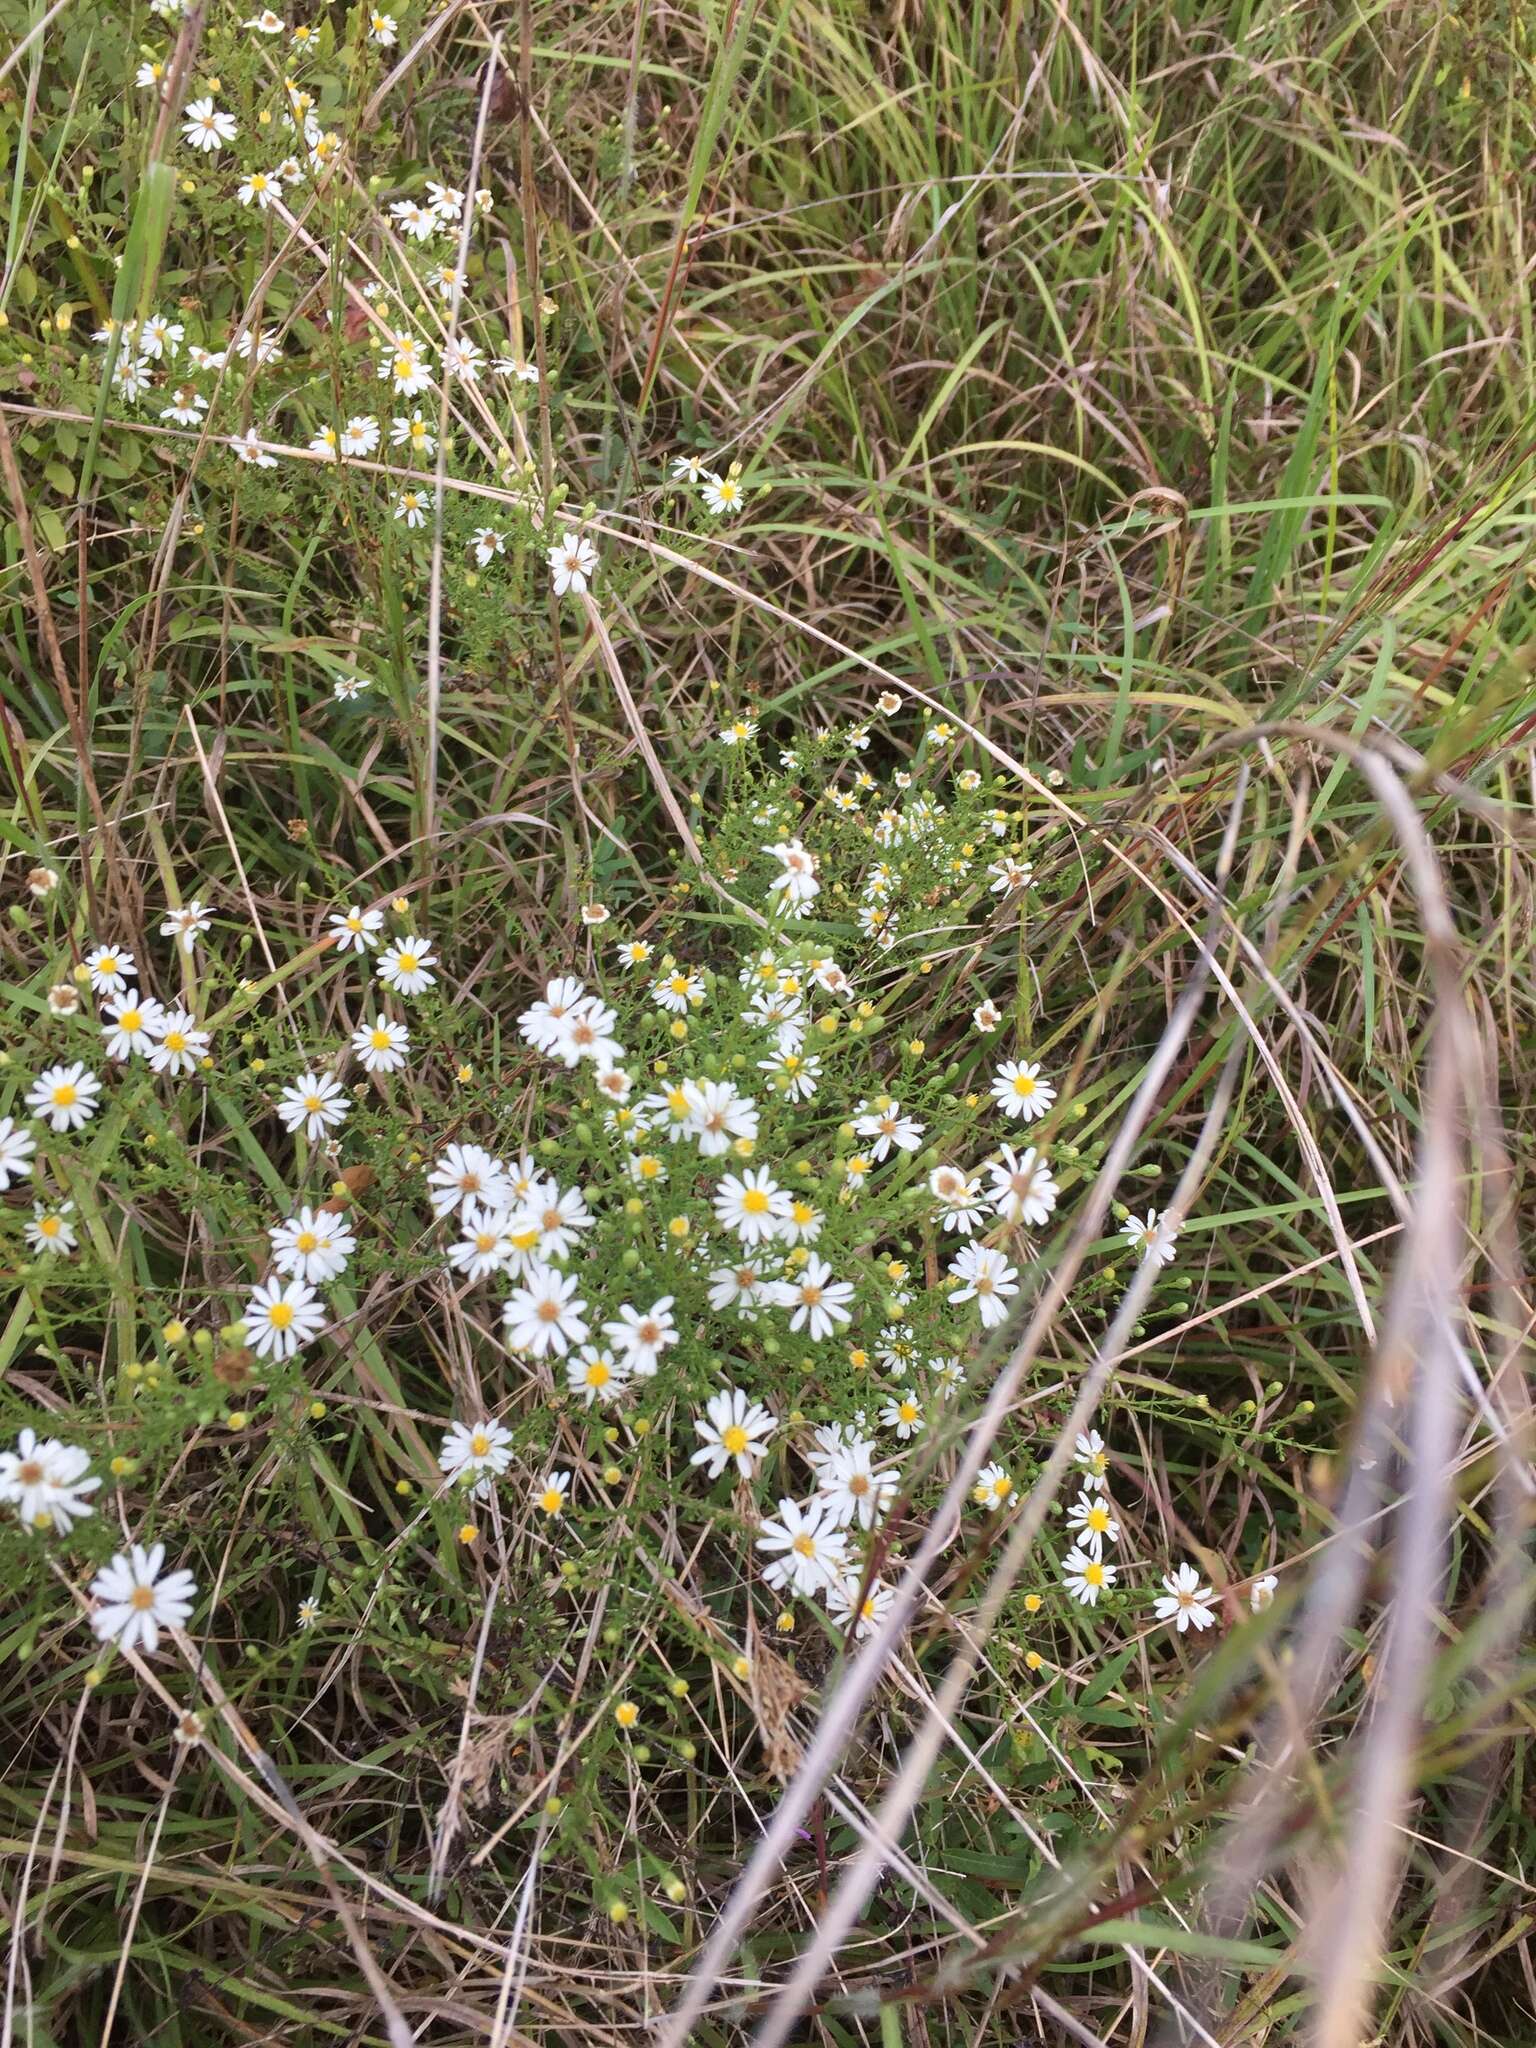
[304,1094,322,1112]
[742,1189,770,1215]
[899,1403,917,1423]
[371,1029,391,1050]
[470,1432,490,1457]
[165,1030,186,1052]
[18,1460,44,1484]
[792,1533,816,1558]
[537,1299,561,1321]
[722,1425,749,1455]
[1013,1074,1036,1097]
[39,1217,60,1237]
[540,1488,563,1515]
[584,1361,610,1387]
[396,952,417,974]
[120,1008,142,1032]
[848,1474,869,1496]
[1085,1562,1104,1587]
[52,1083,77,1107]
[801,1283,823,1306]
[296,1231,318,1253]
[268,1302,294,1330]
[130,1585,157,1611]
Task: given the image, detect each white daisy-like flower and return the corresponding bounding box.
[159,901,212,951]
[756,1496,848,1599]
[671,452,709,483]
[1061,1546,1116,1606]
[718,716,758,745]
[89,1544,197,1655]
[439,1417,513,1483]
[244,1274,327,1359]
[685,1079,758,1157]
[446,1204,514,1282]
[470,527,505,567]
[778,1195,824,1247]
[368,8,398,43]
[393,487,433,529]
[548,529,597,597]
[381,337,433,395]
[328,904,384,953]
[853,1097,924,1161]
[163,385,210,428]
[774,1254,854,1342]
[713,1168,791,1246]
[244,8,284,30]
[700,470,744,516]
[928,1163,986,1235]
[0,1429,100,1534]
[332,671,371,701]
[819,1440,897,1530]
[706,1259,769,1318]
[614,938,653,971]
[947,1242,1019,1328]
[990,1059,1057,1122]
[988,856,1033,894]
[549,997,623,1069]
[181,96,237,152]
[351,1014,410,1074]
[391,411,437,457]
[986,1145,1058,1228]
[440,336,484,382]
[309,425,339,461]
[690,1387,777,1480]
[601,1297,678,1378]
[1250,1574,1279,1613]
[972,1461,1013,1511]
[533,1469,571,1518]
[377,935,437,995]
[339,414,381,458]
[762,838,819,916]
[651,966,705,1015]
[973,998,1002,1032]
[1075,1430,1110,1491]
[1065,1489,1120,1558]
[1122,1208,1179,1266]
[84,945,136,996]
[566,1344,629,1408]
[880,1391,924,1441]
[759,1049,820,1101]
[25,1199,77,1257]
[503,1262,590,1358]
[269,1207,356,1286]
[524,1182,595,1262]
[231,427,278,467]
[1154,1561,1216,1633]
[427,1142,513,1219]
[275,1072,349,1142]
[828,1575,894,1641]
[101,990,165,1062]
[26,1062,102,1133]
[518,975,590,1053]
[148,1009,209,1076]
[237,168,282,209]
[0,1116,37,1190]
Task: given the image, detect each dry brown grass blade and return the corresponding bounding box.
[1150,735,1505,2048]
